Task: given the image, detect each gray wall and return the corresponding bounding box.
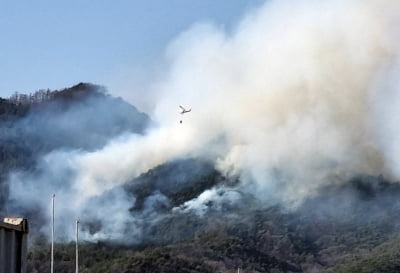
[0,220,28,273]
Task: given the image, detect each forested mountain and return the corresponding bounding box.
[0,83,150,215]
[2,84,400,273]
[26,175,400,273]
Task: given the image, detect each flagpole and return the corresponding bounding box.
[76,219,79,273]
[51,194,55,273]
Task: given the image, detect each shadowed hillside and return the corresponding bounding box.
[0,83,150,216]
[26,175,400,273]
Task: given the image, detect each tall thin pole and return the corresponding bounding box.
[76,220,79,273]
[51,194,55,273]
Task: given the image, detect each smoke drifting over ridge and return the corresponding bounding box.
[7,0,400,242]
[153,0,400,201]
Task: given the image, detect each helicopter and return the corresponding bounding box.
[179,105,191,114]
[179,105,191,123]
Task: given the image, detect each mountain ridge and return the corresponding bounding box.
[0,83,151,216]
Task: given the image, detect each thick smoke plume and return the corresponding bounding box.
[7,0,400,242]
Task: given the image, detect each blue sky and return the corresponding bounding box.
[0,0,264,97]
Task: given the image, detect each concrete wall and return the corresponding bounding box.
[0,219,28,273]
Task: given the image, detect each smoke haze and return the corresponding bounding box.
[7,0,400,242]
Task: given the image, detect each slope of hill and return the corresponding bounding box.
[3,84,400,273]
[25,175,400,273]
[0,83,151,215]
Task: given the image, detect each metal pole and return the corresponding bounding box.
[76,220,79,273]
[51,194,55,273]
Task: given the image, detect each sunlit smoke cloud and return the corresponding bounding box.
[152,0,400,203]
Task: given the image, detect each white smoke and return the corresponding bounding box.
[175,187,243,217]
[8,0,400,241]
[150,0,400,203]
